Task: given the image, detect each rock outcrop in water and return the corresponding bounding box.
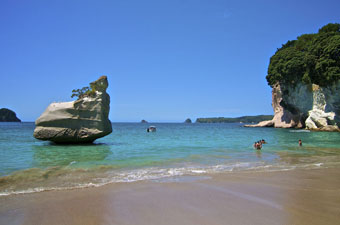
[0,108,21,122]
[33,76,112,143]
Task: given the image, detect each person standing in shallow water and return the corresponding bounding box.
[253,141,262,150]
[299,139,302,146]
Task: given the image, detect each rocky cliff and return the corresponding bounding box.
[33,76,112,143]
[247,82,340,131]
[0,108,21,122]
[247,23,340,131]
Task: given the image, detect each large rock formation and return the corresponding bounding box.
[0,108,21,122]
[247,24,340,131]
[34,76,112,143]
[246,82,340,131]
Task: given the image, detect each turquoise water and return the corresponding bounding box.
[1,122,340,195]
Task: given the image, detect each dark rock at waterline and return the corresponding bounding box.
[0,108,21,122]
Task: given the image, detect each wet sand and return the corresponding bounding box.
[1,168,340,225]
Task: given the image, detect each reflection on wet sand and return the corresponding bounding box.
[284,168,340,225]
[256,150,262,159]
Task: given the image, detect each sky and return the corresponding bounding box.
[1,0,340,122]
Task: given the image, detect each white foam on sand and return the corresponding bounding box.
[0,161,329,196]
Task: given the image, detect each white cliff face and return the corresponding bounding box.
[271,83,312,128]
[273,82,340,131]
[33,76,112,143]
[305,84,339,131]
[249,81,340,131]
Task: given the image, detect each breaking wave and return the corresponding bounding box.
[0,160,335,196]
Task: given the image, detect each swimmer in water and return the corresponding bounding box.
[253,141,262,150]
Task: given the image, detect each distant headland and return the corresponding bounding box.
[0,108,21,122]
[195,115,273,123]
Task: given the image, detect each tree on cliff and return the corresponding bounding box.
[71,86,96,99]
[266,23,340,87]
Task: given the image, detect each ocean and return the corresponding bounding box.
[1,122,340,196]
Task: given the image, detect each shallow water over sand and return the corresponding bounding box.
[1,122,340,195]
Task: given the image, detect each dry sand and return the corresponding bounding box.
[1,168,340,225]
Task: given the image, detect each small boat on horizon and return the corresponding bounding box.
[147,126,156,132]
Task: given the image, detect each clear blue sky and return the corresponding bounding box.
[1,0,339,122]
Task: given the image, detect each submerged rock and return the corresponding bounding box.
[0,108,21,122]
[33,76,112,143]
[248,82,340,131]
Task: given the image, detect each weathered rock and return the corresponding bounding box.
[244,120,274,127]
[304,84,340,131]
[0,108,21,122]
[250,82,340,131]
[270,83,308,129]
[33,76,112,143]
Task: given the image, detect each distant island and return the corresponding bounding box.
[0,108,21,122]
[195,115,273,123]
[141,120,148,123]
[185,118,192,123]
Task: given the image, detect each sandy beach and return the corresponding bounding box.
[1,167,339,225]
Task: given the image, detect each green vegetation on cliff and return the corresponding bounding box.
[71,86,94,99]
[266,23,340,87]
[196,115,273,123]
[71,85,96,99]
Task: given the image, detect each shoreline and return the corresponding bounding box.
[0,159,333,197]
[1,167,340,225]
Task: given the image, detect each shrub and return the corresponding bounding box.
[71,86,96,99]
[266,23,340,87]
